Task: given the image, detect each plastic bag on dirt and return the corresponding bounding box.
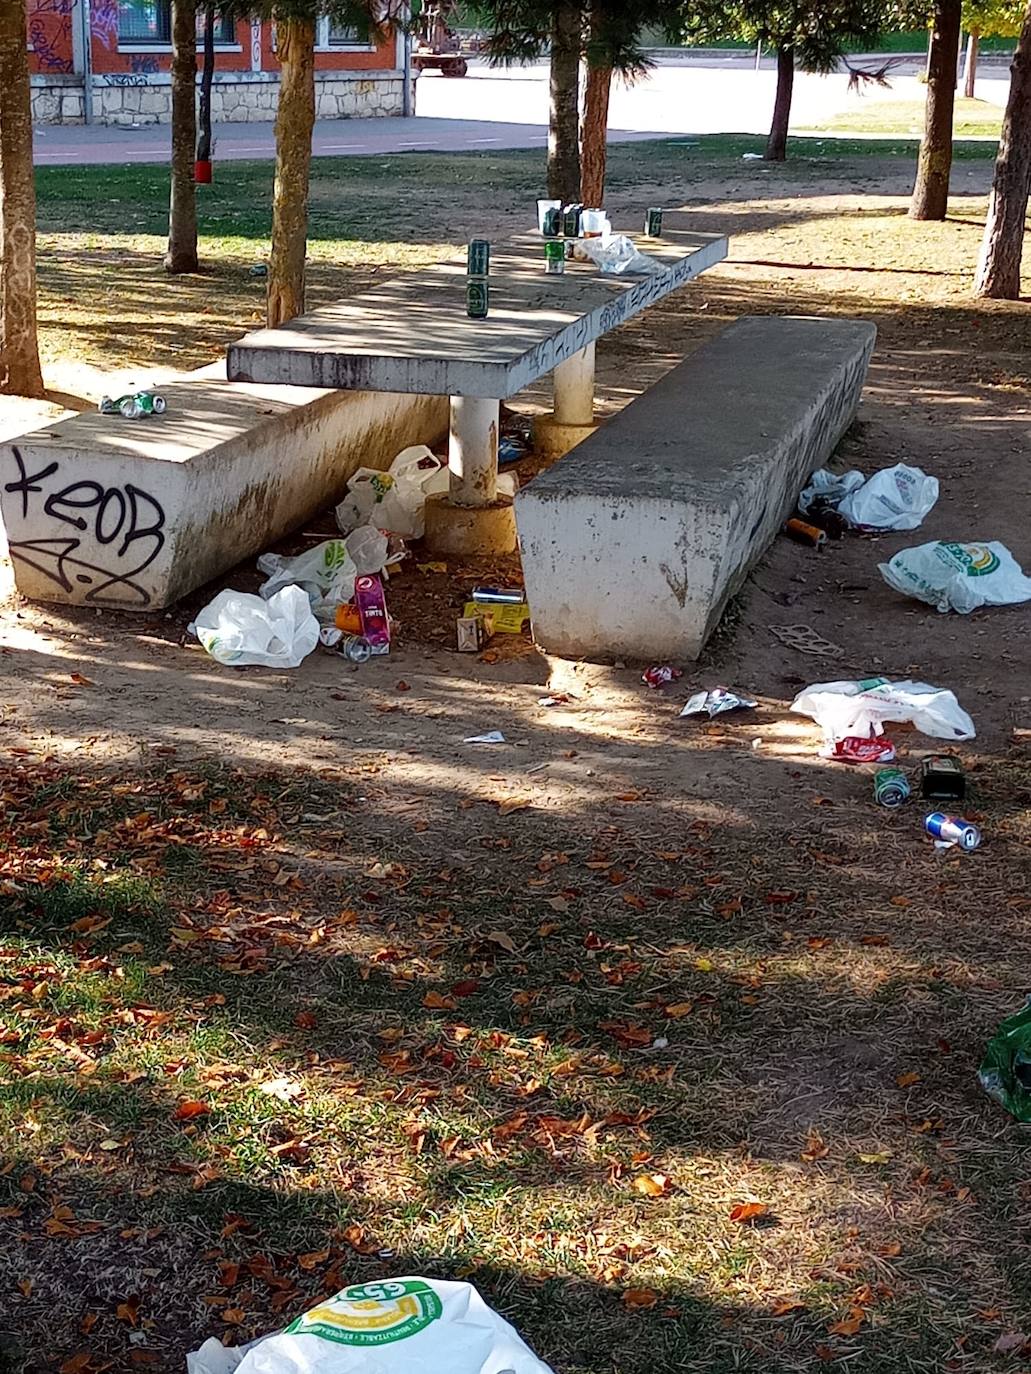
[574,234,662,275]
[187,1277,555,1374]
[879,539,1031,614]
[798,468,866,516]
[836,463,939,531]
[258,540,358,622]
[979,1000,1031,1122]
[336,446,448,540]
[791,677,975,744]
[191,585,319,669]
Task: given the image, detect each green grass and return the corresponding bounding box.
[802,96,1003,140]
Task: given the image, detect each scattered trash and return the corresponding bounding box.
[920,753,966,802]
[837,464,939,531]
[680,687,758,718]
[769,624,845,658]
[463,599,530,634]
[925,811,982,851]
[335,602,363,634]
[99,390,167,419]
[741,152,764,160]
[791,679,975,744]
[319,626,373,663]
[874,766,911,808]
[465,731,506,744]
[879,540,1031,613]
[336,446,449,540]
[574,234,662,275]
[979,1001,1031,1122]
[457,614,492,653]
[783,517,827,549]
[417,561,448,575]
[642,665,682,689]
[191,585,318,669]
[258,540,357,624]
[472,586,525,605]
[830,736,896,764]
[355,574,390,654]
[187,1277,554,1374]
[799,468,866,516]
[343,524,390,577]
[538,693,571,707]
[249,262,268,278]
[499,435,531,465]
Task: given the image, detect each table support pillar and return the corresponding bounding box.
[532,343,601,459]
[424,394,517,556]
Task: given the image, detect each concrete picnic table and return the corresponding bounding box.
[226,225,728,553]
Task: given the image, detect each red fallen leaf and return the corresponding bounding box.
[218,1261,240,1287]
[729,1202,768,1224]
[583,931,605,950]
[451,980,479,998]
[423,991,457,1010]
[622,1288,659,1309]
[172,1100,210,1121]
[293,1011,317,1029]
[764,891,798,905]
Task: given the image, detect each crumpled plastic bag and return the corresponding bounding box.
[979,1000,1031,1122]
[798,468,866,516]
[791,677,975,743]
[879,540,1031,614]
[191,585,319,669]
[574,234,662,275]
[187,1277,555,1374]
[258,540,358,623]
[336,445,448,540]
[837,463,939,531]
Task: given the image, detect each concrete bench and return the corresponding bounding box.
[0,365,446,610]
[515,314,876,661]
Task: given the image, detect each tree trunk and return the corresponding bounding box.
[0,0,44,397]
[268,17,316,327]
[974,2,1031,298]
[196,3,216,163]
[580,61,611,206]
[165,0,198,273]
[548,0,582,203]
[765,46,794,161]
[910,0,962,220]
[963,29,979,99]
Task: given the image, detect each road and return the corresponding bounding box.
[31,51,1009,166]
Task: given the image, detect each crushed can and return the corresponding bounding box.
[874,767,911,808]
[925,812,982,851]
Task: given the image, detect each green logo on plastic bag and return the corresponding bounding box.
[286,1279,443,1346]
[936,542,1000,578]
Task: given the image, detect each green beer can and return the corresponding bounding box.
[466,278,489,319]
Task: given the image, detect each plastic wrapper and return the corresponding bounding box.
[828,736,896,764]
[258,540,358,623]
[573,234,662,275]
[798,468,866,516]
[680,687,757,718]
[191,585,319,669]
[187,1277,554,1374]
[642,665,682,689]
[791,678,975,743]
[979,1001,1031,1122]
[836,463,939,531]
[879,540,1031,614]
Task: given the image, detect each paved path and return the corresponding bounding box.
[32,51,1010,166]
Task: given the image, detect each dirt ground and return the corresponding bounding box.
[2,154,1031,1373]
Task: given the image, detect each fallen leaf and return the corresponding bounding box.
[632,1172,671,1198]
[172,1100,210,1121]
[771,1298,807,1316]
[695,957,713,972]
[664,1002,694,1019]
[498,798,532,816]
[486,930,517,954]
[116,1297,140,1326]
[17,1278,32,1297]
[622,1288,659,1309]
[395,681,411,692]
[828,1312,866,1337]
[293,1011,317,1029]
[70,673,95,687]
[729,1202,768,1224]
[896,1072,921,1088]
[222,1308,246,1324]
[451,979,479,998]
[60,1356,93,1374]
[422,991,457,1010]
[858,1151,892,1165]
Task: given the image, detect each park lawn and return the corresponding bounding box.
[801,97,1003,140]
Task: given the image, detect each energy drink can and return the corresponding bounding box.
[467,239,490,277]
[645,207,663,237]
[925,812,982,850]
[466,278,489,319]
[544,240,565,273]
[542,206,562,237]
[874,767,910,808]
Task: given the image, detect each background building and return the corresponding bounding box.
[28,1,411,126]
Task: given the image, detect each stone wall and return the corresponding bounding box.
[31,71,410,126]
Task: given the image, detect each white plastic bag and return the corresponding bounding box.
[879,539,1031,614]
[258,540,357,622]
[791,677,975,743]
[191,585,319,669]
[798,468,866,516]
[336,446,448,540]
[187,1277,554,1374]
[574,234,662,275]
[837,463,939,531]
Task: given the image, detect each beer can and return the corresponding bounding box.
[874,767,910,808]
[542,206,562,237]
[467,238,491,277]
[925,812,982,850]
[562,203,583,237]
[645,207,663,237]
[466,278,489,319]
[784,517,827,548]
[544,240,565,274]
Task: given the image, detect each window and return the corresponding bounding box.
[117,2,236,46]
[316,16,373,48]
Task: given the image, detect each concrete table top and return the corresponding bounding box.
[226,228,728,399]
